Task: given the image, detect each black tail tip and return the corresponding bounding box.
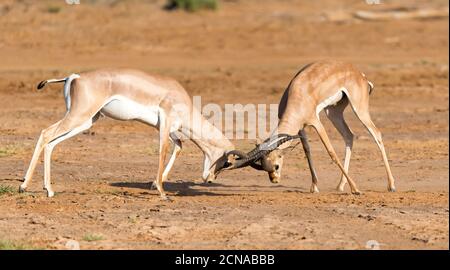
[37,80,47,90]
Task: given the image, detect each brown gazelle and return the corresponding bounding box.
[20,69,234,200]
[221,61,396,194]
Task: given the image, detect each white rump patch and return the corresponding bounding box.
[63,73,80,112]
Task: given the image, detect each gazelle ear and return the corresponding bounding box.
[218,151,244,171]
[226,153,239,163]
[210,152,234,174]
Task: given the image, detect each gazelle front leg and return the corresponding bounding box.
[154,114,172,200]
[298,129,320,193]
[162,134,182,182]
[151,133,182,189]
[310,119,361,195]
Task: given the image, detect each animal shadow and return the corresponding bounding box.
[110,180,234,197]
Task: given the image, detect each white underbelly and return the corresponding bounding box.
[100,96,159,126]
[316,89,345,116]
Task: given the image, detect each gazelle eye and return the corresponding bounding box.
[274,165,279,170]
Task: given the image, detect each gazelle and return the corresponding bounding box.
[20,69,234,200]
[221,61,396,194]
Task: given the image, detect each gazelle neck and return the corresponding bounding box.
[184,110,234,181]
[274,118,304,137]
[182,109,234,176]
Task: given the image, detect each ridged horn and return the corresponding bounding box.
[222,133,301,171]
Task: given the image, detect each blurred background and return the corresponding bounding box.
[0,0,449,195]
[0,0,448,250]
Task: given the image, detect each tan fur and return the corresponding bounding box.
[21,69,234,200]
[267,60,396,194]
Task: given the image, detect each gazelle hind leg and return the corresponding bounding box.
[325,100,354,192]
[298,129,320,193]
[43,117,94,197]
[310,119,361,195]
[20,121,62,192]
[352,109,396,192]
[345,86,396,192]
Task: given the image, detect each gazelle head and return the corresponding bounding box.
[260,149,284,183]
[216,133,299,183]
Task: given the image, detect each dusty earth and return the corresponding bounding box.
[0,0,448,250]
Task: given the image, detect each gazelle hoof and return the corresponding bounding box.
[150,181,157,190]
[19,185,26,193]
[388,187,396,192]
[310,185,320,193]
[352,190,363,195]
[336,184,346,192]
[160,195,172,202]
[46,190,55,198]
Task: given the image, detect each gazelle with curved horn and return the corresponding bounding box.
[222,61,397,194]
[20,69,234,200]
[220,133,301,171]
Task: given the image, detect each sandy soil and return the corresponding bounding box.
[0,0,448,250]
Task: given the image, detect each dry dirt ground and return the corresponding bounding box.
[0,0,448,250]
